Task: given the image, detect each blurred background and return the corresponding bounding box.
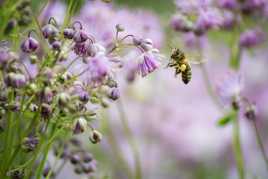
[33,0,268,178]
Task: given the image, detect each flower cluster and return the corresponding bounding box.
[0,13,163,178]
[171,0,267,49]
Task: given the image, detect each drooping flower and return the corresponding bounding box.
[137,51,161,77]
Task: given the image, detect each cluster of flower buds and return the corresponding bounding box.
[4,0,32,35]
[52,138,97,176]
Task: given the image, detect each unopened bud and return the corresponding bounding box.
[89,130,102,144]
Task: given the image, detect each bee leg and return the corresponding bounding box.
[175,68,181,76]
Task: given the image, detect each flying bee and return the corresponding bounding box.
[168,48,204,84]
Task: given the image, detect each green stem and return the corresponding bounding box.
[253,121,268,172]
[0,89,15,178]
[232,111,245,179]
[117,99,142,179]
[35,125,60,179]
[102,111,133,178]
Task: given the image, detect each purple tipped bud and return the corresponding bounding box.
[0,49,11,64]
[89,130,102,144]
[108,88,120,101]
[70,153,81,164]
[21,37,39,53]
[73,117,88,134]
[245,103,257,120]
[63,28,75,39]
[42,24,58,39]
[81,163,94,173]
[83,153,93,163]
[73,30,88,43]
[5,72,27,88]
[51,41,61,50]
[42,87,53,103]
[57,92,70,106]
[22,136,39,152]
[41,103,52,118]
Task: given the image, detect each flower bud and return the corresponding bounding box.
[73,117,88,134]
[81,163,94,174]
[42,24,58,39]
[83,153,93,163]
[42,163,51,177]
[4,19,17,35]
[21,37,39,53]
[108,88,120,101]
[70,153,81,164]
[73,30,88,43]
[245,103,257,120]
[0,48,11,65]
[63,28,75,39]
[5,72,27,88]
[41,103,52,118]
[22,136,39,152]
[42,87,53,103]
[57,92,70,106]
[51,40,61,51]
[89,130,102,144]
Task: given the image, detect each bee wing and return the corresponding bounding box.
[189,59,207,65]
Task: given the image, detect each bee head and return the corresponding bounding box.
[171,48,184,61]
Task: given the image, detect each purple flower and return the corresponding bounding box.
[73,41,98,57]
[73,30,88,43]
[239,28,265,48]
[221,11,236,30]
[170,14,193,32]
[138,51,161,77]
[86,53,110,85]
[21,37,39,53]
[195,8,223,34]
[216,72,243,106]
[218,0,238,9]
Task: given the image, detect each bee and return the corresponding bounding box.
[168,48,192,84]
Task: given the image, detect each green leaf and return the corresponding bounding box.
[217,111,235,127]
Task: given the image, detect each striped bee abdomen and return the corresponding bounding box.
[181,63,192,84]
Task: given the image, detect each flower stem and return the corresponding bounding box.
[117,99,142,179]
[232,111,245,179]
[253,121,268,171]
